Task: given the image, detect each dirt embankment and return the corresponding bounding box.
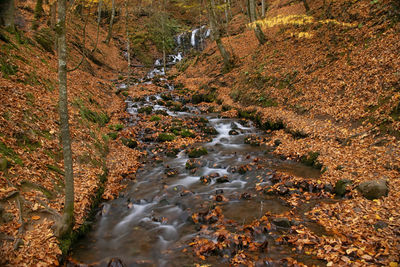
[0,0,148,265]
[176,0,400,264]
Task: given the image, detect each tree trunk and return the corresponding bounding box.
[0,0,15,29]
[249,0,266,45]
[261,0,266,18]
[249,0,256,22]
[104,0,115,44]
[254,23,266,44]
[125,0,131,84]
[206,0,232,70]
[302,0,310,12]
[92,0,102,53]
[55,0,74,238]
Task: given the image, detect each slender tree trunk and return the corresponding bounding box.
[261,0,266,18]
[249,0,256,21]
[302,0,310,12]
[104,0,115,44]
[125,0,131,84]
[92,0,102,53]
[161,0,167,74]
[249,0,266,45]
[0,0,15,29]
[55,0,74,238]
[206,0,232,70]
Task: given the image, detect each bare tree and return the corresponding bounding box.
[249,0,266,44]
[55,0,75,237]
[206,0,232,70]
[125,0,131,84]
[0,0,15,29]
[92,0,103,53]
[261,0,266,18]
[302,0,310,12]
[105,0,116,44]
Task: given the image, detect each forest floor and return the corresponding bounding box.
[0,0,399,265]
[176,0,400,265]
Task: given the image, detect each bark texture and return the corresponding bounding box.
[56,0,74,237]
[0,0,15,29]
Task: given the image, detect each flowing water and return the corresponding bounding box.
[69,28,326,266]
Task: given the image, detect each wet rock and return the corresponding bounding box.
[185,158,206,169]
[238,164,252,174]
[200,175,211,184]
[121,137,137,149]
[161,93,173,101]
[229,129,240,135]
[335,179,352,196]
[158,133,175,142]
[277,185,289,195]
[164,168,179,177]
[188,147,208,158]
[274,139,282,146]
[107,258,126,267]
[142,134,156,142]
[215,195,224,202]
[272,218,291,228]
[216,175,230,183]
[202,126,219,135]
[374,221,388,230]
[263,186,274,195]
[166,148,180,157]
[155,110,168,116]
[240,192,251,200]
[137,106,153,114]
[216,189,224,194]
[324,183,334,193]
[244,135,262,146]
[230,122,238,129]
[358,179,388,200]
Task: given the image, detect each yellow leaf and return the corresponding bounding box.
[389,262,398,267]
[327,262,333,267]
[31,215,40,220]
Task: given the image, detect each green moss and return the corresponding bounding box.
[33,28,54,54]
[300,151,323,169]
[107,132,118,140]
[121,137,137,149]
[0,141,23,166]
[80,106,110,126]
[150,115,161,121]
[121,91,129,97]
[108,124,124,131]
[158,133,175,142]
[0,58,18,78]
[188,147,208,158]
[137,106,153,114]
[47,164,64,175]
[59,168,108,256]
[179,129,195,138]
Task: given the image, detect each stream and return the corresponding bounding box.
[69,28,327,267]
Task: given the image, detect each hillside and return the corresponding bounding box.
[0,0,399,265]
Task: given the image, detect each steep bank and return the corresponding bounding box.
[0,0,141,264]
[176,0,400,265]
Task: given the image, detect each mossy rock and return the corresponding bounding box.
[166,148,180,157]
[155,110,168,116]
[335,179,352,196]
[188,147,208,158]
[121,137,137,149]
[158,133,175,142]
[202,126,218,135]
[300,151,322,169]
[191,91,217,104]
[180,129,195,138]
[161,93,173,101]
[137,106,153,114]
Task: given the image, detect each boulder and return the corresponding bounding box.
[272,218,291,228]
[358,179,388,200]
[335,179,352,196]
